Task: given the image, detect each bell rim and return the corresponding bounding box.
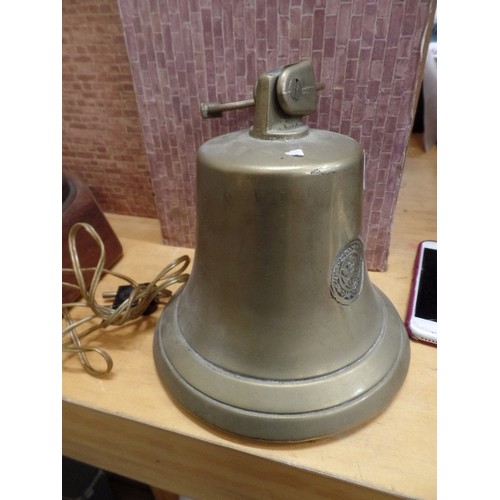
[153,288,410,441]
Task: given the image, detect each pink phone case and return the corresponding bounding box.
[405,241,437,346]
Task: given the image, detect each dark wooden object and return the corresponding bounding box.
[62,171,123,304]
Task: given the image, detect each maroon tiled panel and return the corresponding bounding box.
[118,0,434,270]
[62,0,157,218]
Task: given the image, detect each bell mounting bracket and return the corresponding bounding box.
[200,60,324,139]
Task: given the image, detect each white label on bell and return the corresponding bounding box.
[285,148,304,157]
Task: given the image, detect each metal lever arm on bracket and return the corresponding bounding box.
[200,99,255,119]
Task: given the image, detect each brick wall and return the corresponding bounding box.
[118,0,435,270]
[62,0,157,218]
[63,0,435,270]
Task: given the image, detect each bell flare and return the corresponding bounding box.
[154,285,409,441]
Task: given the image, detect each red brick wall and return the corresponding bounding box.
[62,0,157,218]
[118,0,435,270]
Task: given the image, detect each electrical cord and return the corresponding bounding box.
[62,222,190,377]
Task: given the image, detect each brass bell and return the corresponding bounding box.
[154,60,410,441]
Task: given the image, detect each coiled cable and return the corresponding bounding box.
[62,222,190,377]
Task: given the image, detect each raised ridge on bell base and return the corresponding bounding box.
[153,288,410,442]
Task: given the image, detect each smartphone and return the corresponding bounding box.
[405,240,437,346]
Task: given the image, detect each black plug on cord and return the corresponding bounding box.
[109,284,158,315]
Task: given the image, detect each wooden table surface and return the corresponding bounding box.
[62,139,437,499]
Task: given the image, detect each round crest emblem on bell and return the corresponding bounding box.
[153,60,410,441]
[330,239,365,305]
